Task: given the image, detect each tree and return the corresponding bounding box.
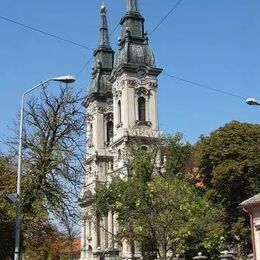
[161,133,193,179]
[6,85,85,220]
[95,135,225,259]
[195,121,260,254]
[3,85,85,257]
[0,156,16,259]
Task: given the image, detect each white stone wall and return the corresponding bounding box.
[252,208,260,260]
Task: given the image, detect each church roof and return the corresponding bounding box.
[240,193,260,209]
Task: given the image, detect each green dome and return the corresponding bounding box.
[114,42,155,68]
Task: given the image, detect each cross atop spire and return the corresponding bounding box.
[127,0,139,13]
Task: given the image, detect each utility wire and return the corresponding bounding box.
[0,7,247,101]
[162,72,246,100]
[76,57,94,79]
[75,0,184,78]
[0,15,94,51]
[149,0,184,36]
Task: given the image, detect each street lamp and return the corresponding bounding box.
[246,98,260,106]
[13,75,76,260]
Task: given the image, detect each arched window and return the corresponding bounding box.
[106,121,113,143]
[118,100,122,124]
[138,97,146,122]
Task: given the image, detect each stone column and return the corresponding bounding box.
[80,218,87,260]
[113,213,119,249]
[107,211,114,249]
[92,216,97,250]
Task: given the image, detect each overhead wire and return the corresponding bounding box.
[76,0,184,78]
[162,72,246,100]
[0,5,247,101]
[148,0,184,36]
[0,14,94,51]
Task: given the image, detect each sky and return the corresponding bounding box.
[0,0,259,147]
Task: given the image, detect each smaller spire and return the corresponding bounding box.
[99,0,110,47]
[127,0,139,13]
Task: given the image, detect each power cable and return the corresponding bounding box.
[149,0,184,36]
[76,57,94,79]
[0,7,247,102]
[75,0,184,78]
[162,72,246,100]
[0,15,94,51]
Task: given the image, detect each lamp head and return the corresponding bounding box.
[52,75,76,84]
[246,98,260,106]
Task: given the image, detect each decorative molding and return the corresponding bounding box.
[107,98,113,106]
[149,82,157,89]
[135,120,152,127]
[86,114,93,123]
[127,79,138,88]
[120,80,125,87]
[115,90,122,99]
[88,143,94,148]
[135,87,150,96]
[97,107,106,113]
[105,112,113,121]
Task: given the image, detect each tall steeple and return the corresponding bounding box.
[111,0,162,75]
[99,1,110,48]
[86,1,114,104]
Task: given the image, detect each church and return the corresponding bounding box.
[80,1,162,259]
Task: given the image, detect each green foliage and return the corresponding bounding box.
[195,121,260,253]
[1,86,85,258]
[0,157,16,259]
[131,150,154,182]
[5,85,85,221]
[95,134,225,259]
[162,133,192,179]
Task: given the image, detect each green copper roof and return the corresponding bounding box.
[114,0,156,69]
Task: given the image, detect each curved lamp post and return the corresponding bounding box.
[14,75,76,260]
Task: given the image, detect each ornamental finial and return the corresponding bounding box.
[101,0,106,14]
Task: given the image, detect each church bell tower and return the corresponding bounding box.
[80,3,115,260]
[80,1,162,259]
[110,0,162,178]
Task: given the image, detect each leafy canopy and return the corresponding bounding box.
[195,121,260,253]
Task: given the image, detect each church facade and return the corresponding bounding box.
[80,1,162,259]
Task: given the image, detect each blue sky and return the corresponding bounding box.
[0,0,259,146]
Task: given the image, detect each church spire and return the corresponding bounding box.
[111,0,162,79]
[127,0,139,13]
[85,1,114,102]
[99,1,110,48]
